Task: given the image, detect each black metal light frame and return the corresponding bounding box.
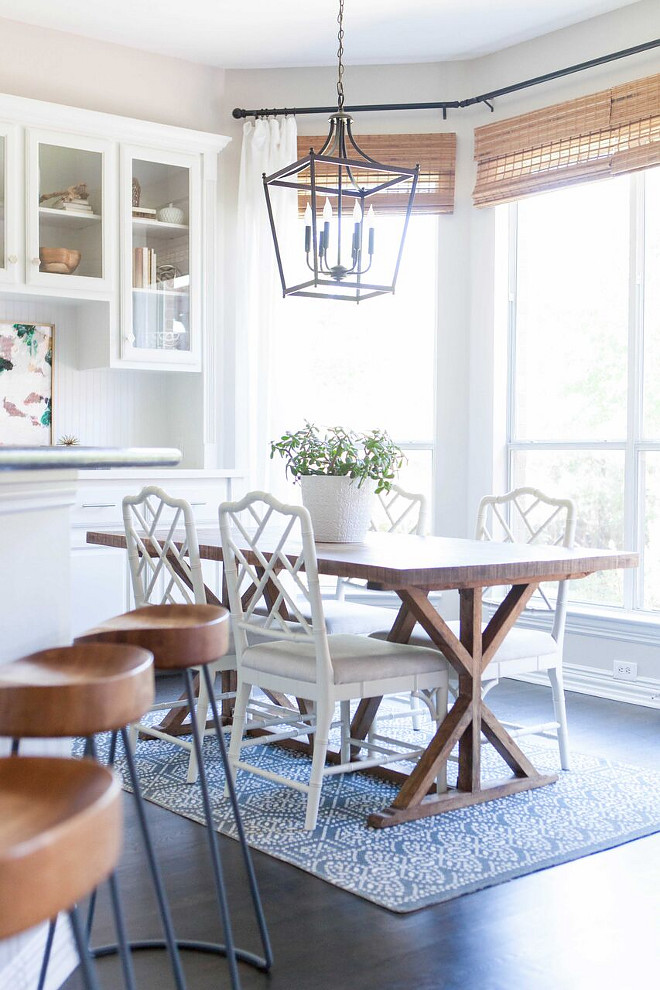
[262,0,419,303]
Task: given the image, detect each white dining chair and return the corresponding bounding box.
[371,486,576,769]
[123,485,236,782]
[219,491,449,830]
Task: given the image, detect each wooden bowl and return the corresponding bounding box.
[39,248,81,275]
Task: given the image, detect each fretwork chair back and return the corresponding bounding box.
[370,483,429,536]
[0,756,122,990]
[341,485,429,734]
[379,486,577,768]
[472,486,576,768]
[220,491,449,830]
[123,484,235,781]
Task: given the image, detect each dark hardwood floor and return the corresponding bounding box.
[63,682,660,990]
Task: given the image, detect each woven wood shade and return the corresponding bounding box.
[473,72,660,207]
[296,132,456,215]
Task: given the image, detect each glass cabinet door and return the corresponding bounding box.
[26,131,113,289]
[121,149,200,367]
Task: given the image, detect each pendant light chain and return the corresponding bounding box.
[262,0,419,301]
[336,0,345,111]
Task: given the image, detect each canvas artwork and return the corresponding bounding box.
[0,323,54,445]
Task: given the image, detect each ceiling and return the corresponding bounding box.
[0,0,643,69]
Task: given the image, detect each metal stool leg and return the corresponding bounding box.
[183,669,241,990]
[106,873,138,990]
[119,727,188,990]
[201,664,273,970]
[36,917,56,990]
[68,906,102,990]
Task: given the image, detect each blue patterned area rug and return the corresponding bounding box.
[111,712,660,913]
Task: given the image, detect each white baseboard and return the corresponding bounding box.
[512,663,660,709]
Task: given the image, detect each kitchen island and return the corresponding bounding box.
[0,445,180,990]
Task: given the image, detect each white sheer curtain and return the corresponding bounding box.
[236,115,298,490]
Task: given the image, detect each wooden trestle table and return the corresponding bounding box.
[87,528,637,829]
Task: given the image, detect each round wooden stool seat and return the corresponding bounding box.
[75,604,231,671]
[0,756,121,941]
[0,644,154,738]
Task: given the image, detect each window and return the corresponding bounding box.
[267,215,438,512]
[506,170,660,613]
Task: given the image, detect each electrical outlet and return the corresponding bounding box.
[613,660,638,681]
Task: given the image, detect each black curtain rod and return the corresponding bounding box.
[232,38,660,119]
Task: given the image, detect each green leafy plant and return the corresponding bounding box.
[270,422,405,494]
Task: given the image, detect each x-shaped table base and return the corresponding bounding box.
[356,583,558,829]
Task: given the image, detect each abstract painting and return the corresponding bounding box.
[0,323,54,445]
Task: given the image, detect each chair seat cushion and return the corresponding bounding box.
[371,620,558,676]
[243,634,448,686]
[256,599,397,636]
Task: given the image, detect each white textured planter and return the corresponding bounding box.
[300,475,376,542]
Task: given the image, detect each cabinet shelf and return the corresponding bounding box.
[39,206,102,229]
[132,286,188,298]
[132,217,189,242]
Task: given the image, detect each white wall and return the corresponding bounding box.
[0,15,225,132]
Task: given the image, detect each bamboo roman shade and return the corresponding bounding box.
[473,72,660,207]
[296,132,456,215]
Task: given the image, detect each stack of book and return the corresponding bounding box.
[133,246,157,287]
[61,197,94,214]
[132,206,158,220]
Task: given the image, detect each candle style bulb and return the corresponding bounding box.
[304,203,312,253]
[352,202,362,223]
[322,198,332,254]
[367,205,376,255]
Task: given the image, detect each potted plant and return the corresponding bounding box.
[270,422,405,542]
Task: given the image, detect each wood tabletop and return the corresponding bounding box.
[87,529,638,591]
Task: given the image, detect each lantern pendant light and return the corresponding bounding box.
[263,0,419,302]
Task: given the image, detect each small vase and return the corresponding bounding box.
[300,475,376,543]
[157,203,185,224]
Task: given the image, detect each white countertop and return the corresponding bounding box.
[0,446,182,471]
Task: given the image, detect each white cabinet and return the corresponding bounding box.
[0,92,231,471]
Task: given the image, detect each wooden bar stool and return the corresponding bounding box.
[75,603,273,990]
[0,756,122,990]
[0,641,188,990]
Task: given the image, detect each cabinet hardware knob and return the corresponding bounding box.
[7,254,17,264]
[32,257,40,265]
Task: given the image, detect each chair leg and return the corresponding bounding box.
[410,693,423,731]
[225,680,251,797]
[305,700,333,831]
[547,665,571,771]
[339,700,351,763]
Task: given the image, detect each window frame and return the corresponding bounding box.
[506,170,660,616]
